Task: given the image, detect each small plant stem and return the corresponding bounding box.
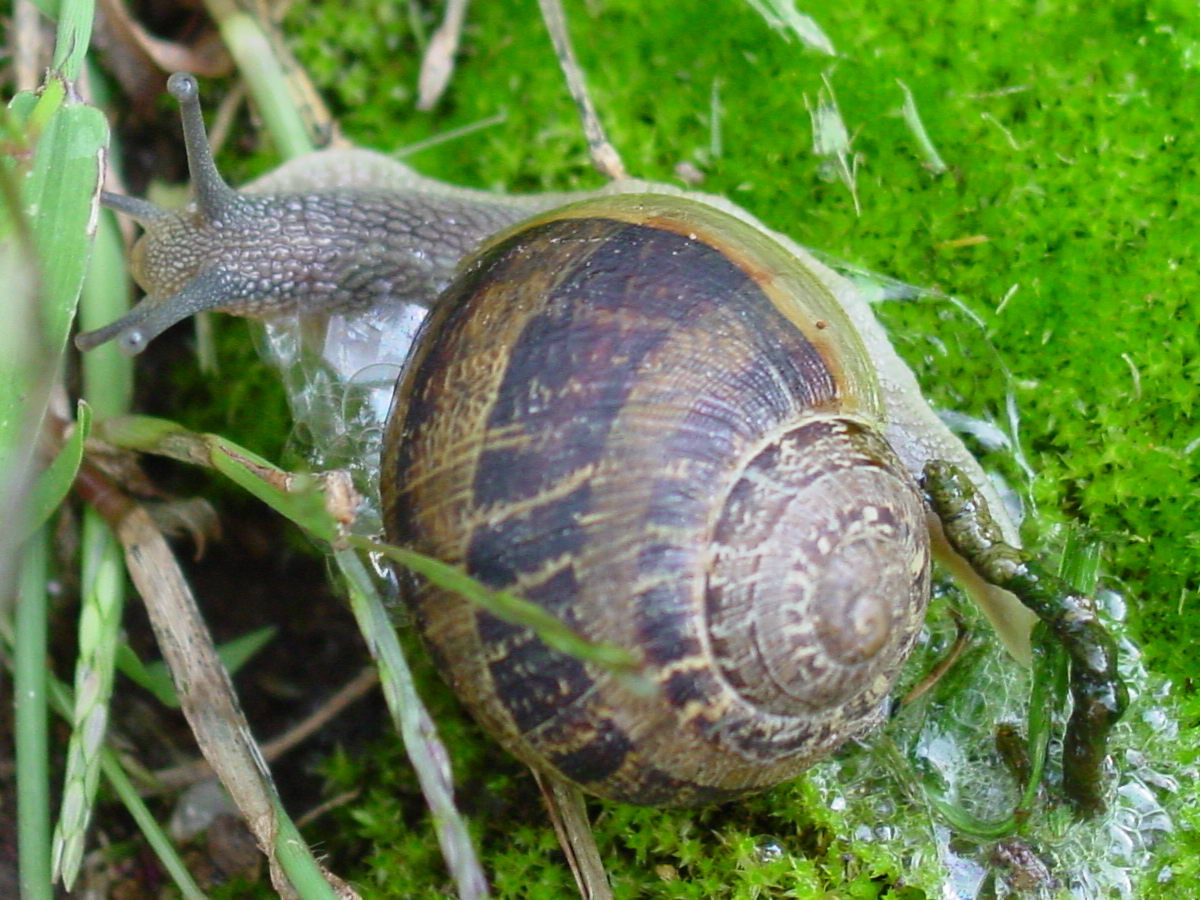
[15,530,52,900]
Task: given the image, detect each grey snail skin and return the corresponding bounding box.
[78,73,1125,813]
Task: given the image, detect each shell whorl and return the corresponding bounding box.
[382,200,932,806]
[705,417,930,728]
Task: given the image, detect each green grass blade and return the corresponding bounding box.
[352,535,646,685]
[215,625,278,676]
[0,99,49,580]
[113,643,179,707]
[1,78,107,574]
[201,0,314,160]
[335,549,489,900]
[97,751,207,900]
[22,401,91,543]
[116,626,278,708]
[48,0,96,82]
[79,209,134,417]
[895,79,948,174]
[15,531,52,900]
[23,87,107,354]
[208,440,336,541]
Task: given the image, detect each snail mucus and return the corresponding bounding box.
[77,73,1126,813]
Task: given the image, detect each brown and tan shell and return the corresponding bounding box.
[382,195,932,806]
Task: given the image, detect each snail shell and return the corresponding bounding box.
[382,194,931,805]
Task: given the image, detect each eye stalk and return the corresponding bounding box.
[99,191,165,225]
[166,72,238,220]
[73,315,148,355]
[74,268,235,355]
[76,73,243,355]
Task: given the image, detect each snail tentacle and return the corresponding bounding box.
[74,266,244,354]
[166,72,239,220]
[100,191,167,224]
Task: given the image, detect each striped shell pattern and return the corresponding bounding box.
[383,194,932,806]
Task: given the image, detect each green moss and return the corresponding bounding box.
[225,0,1199,895]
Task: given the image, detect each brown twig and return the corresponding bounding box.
[149,666,380,793]
[536,0,627,180]
[73,460,354,898]
[417,0,471,110]
[533,771,613,900]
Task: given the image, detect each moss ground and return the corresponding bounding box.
[191,0,1199,896]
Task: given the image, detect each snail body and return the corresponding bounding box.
[79,74,1124,811]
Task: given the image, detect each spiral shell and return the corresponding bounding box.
[382,194,931,806]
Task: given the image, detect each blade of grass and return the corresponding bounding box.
[48,0,96,82]
[0,113,46,592]
[352,536,645,685]
[97,414,644,680]
[21,401,91,542]
[79,209,134,416]
[1,70,107,590]
[15,530,52,900]
[23,82,107,356]
[335,548,489,899]
[201,0,314,160]
[895,79,948,175]
[97,750,207,900]
[116,626,278,709]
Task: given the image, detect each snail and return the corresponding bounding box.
[78,73,1125,812]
